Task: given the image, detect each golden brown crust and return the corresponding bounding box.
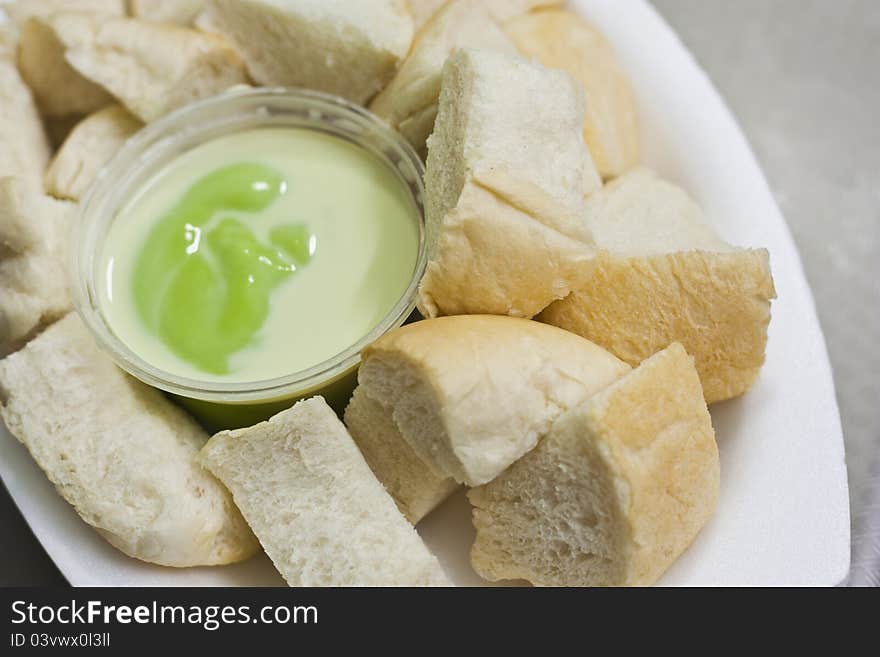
[539,249,776,403]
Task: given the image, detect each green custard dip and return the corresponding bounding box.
[95,123,421,430]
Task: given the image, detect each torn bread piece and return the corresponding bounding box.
[420,49,601,318]
[358,315,631,487]
[539,168,776,403]
[0,178,73,356]
[16,10,123,118]
[0,314,259,566]
[62,15,248,122]
[46,105,142,201]
[408,0,564,31]
[344,386,458,524]
[0,59,51,186]
[507,9,639,179]
[129,0,206,25]
[201,397,450,586]
[370,0,517,155]
[469,343,720,586]
[198,0,413,105]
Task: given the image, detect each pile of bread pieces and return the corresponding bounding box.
[0,1,776,586]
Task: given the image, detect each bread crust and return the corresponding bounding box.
[17,12,118,118]
[540,249,775,403]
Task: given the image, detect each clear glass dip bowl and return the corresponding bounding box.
[73,88,426,431]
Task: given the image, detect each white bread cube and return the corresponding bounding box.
[370,0,517,155]
[199,0,413,105]
[0,314,259,566]
[539,168,776,403]
[130,0,206,25]
[45,105,142,201]
[358,315,631,487]
[0,178,73,356]
[470,343,720,586]
[344,386,458,524]
[16,10,122,118]
[420,49,601,318]
[62,15,248,122]
[0,59,51,187]
[200,397,451,586]
[507,9,640,179]
[408,0,564,31]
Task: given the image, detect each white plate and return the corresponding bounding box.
[0,0,850,586]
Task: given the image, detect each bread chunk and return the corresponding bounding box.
[0,59,50,186]
[539,168,776,403]
[359,316,630,486]
[345,386,458,524]
[469,343,720,586]
[46,105,142,201]
[201,397,451,586]
[198,0,413,104]
[62,15,248,122]
[0,178,73,356]
[16,10,122,118]
[0,314,259,566]
[420,49,601,318]
[507,9,639,179]
[4,0,124,25]
[408,0,564,31]
[370,0,517,155]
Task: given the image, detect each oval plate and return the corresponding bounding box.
[0,0,849,586]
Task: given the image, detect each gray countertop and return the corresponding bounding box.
[1,0,877,586]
